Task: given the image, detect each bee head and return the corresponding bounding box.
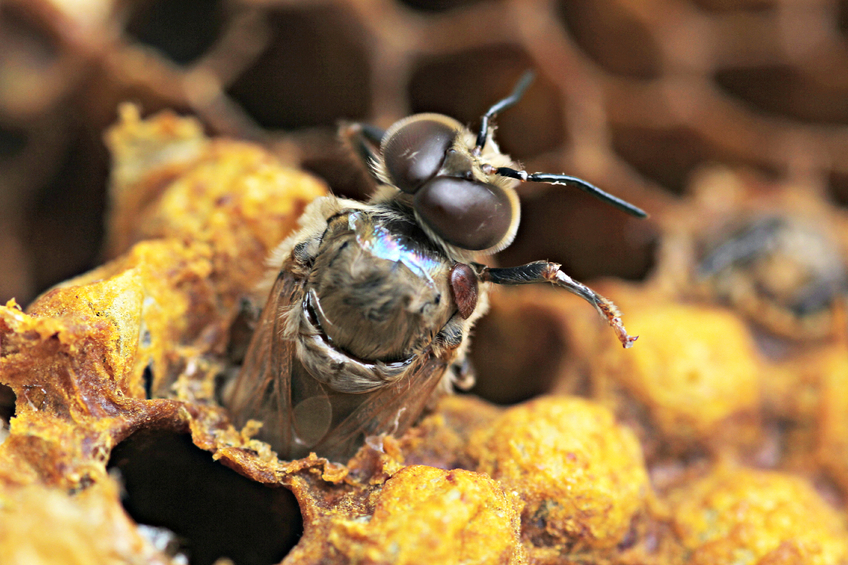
[370,71,645,254]
[380,113,520,255]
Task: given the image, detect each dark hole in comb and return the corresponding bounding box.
[108,430,302,565]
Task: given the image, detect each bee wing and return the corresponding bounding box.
[311,354,448,461]
[227,270,303,453]
[230,269,454,462]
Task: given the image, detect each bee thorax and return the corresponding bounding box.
[307,228,451,362]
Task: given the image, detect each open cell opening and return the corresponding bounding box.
[124,0,226,66]
[227,6,370,130]
[610,124,780,195]
[0,384,16,443]
[497,187,658,283]
[715,65,848,125]
[469,302,567,405]
[556,1,662,79]
[408,46,565,160]
[108,430,302,565]
[0,123,27,159]
[395,0,486,12]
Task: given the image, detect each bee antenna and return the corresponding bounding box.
[474,70,535,154]
[496,167,648,218]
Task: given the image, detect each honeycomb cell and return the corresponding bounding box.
[557,0,662,79]
[691,0,777,11]
[497,187,658,282]
[23,128,108,300]
[469,291,567,405]
[696,216,848,340]
[227,6,371,130]
[409,45,565,159]
[394,0,487,13]
[124,0,226,66]
[610,124,779,195]
[99,106,327,394]
[399,394,503,471]
[109,430,302,565]
[0,123,26,159]
[327,465,526,565]
[715,65,848,125]
[669,465,848,565]
[827,169,848,209]
[468,396,649,551]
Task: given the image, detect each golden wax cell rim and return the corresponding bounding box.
[1,85,848,565]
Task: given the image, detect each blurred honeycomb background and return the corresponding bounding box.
[2,0,846,307]
[4,1,848,564]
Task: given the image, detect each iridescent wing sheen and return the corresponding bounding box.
[231,268,454,462]
[302,353,449,462]
[227,269,301,454]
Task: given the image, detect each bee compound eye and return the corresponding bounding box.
[414,177,514,251]
[383,118,457,194]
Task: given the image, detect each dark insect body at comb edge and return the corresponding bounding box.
[225,72,647,462]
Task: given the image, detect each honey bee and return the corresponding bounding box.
[225,72,647,461]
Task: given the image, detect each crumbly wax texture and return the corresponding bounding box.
[468,396,649,552]
[670,465,848,565]
[2,107,848,565]
[327,465,526,565]
[602,299,762,447]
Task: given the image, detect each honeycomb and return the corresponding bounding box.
[2,0,848,564]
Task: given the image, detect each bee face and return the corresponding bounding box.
[226,72,645,462]
[379,113,520,254]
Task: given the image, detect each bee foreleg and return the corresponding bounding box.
[339,121,386,182]
[475,261,638,348]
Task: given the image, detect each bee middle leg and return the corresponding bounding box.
[474,261,638,348]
